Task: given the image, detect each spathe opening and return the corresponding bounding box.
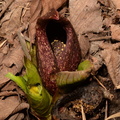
[46,20,67,44]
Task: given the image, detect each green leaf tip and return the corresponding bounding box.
[77,59,93,71]
[26,41,37,66]
[6,72,27,93]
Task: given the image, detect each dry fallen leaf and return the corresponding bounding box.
[111,0,120,9]
[0,41,24,84]
[100,42,120,89]
[0,91,18,97]
[0,80,29,120]
[0,98,29,120]
[111,24,120,41]
[0,1,30,119]
[11,102,29,115]
[69,0,103,57]
[8,113,25,120]
[69,0,103,34]
[2,46,24,69]
[0,96,20,120]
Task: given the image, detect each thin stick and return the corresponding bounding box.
[0,0,15,18]
[0,40,7,48]
[90,36,112,41]
[92,75,107,90]
[81,104,86,120]
[105,100,108,119]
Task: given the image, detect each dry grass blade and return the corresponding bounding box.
[105,112,120,120]
[17,30,31,60]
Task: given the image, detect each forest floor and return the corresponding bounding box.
[0,0,120,120]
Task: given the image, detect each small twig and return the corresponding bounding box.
[105,100,108,120]
[0,40,7,48]
[92,74,114,100]
[92,75,107,90]
[89,36,112,41]
[0,0,15,18]
[81,103,86,120]
[105,112,120,120]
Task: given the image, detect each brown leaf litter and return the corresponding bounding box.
[69,0,103,58]
[100,42,120,89]
[0,40,24,84]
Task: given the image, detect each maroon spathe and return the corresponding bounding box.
[35,9,81,95]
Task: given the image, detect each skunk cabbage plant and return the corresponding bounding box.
[6,9,94,119]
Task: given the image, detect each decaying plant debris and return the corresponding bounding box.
[0,0,120,120]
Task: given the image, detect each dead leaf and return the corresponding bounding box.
[8,113,25,120]
[79,35,90,58]
[28,0,42,43]
[0,96,20,120]
[111,24,120,41]
[1,80,25,98]
[0,41,24,84]
[2,43,24,70]
[100,0,115,28]
[0,97,29,120]
[11,102,29,115]
[0,10,13,27]
[0,91,18,97]
[111,0,120,9]
[69,0,103,57]
[2,7,23,34]
[0,0,15,18]
[0,81,16,91]
[0,66,21,84]
[0,53,4,63]
[69,0,103,34]
[101,43,120,89]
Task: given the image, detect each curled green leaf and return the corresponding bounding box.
[6,73,27,94]
[56,60,93,87]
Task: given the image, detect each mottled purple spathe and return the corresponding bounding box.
[35,9,81,95]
